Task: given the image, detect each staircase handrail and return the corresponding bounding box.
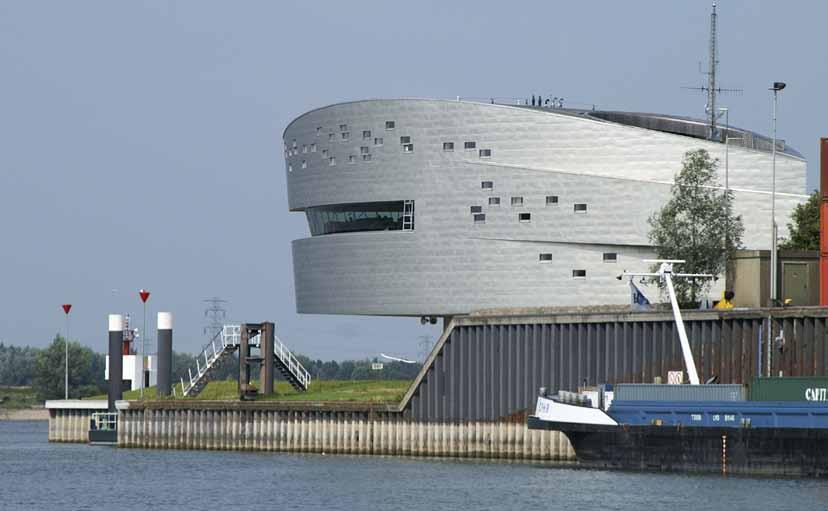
[274,333,311,388]
[181,323,310,396]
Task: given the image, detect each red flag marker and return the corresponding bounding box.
[62,304,72,315]
[139,289,150,303]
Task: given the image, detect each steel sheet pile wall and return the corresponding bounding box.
[117,405,573,461]
[48,409,95,443]
[403,309,828,421]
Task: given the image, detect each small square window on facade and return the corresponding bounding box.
[288,164,292,172]
[479,149,492,158]
[360,146,370,154]
[481,181,493,190]
[443,142,454,151]
[316,127,322,136]
[470,206,482,214]
[301,160,307,169]
[400,136,411,144]
[339,124,348,131]
[473,213,486,223]
[329,157,336,166]
[322,149,328,157]
[329,133,335,141]
[348,155,356,164]
[518,212,531,222]
[363,130,371,139]
[511,196,524,207]
[362,154,372,161]
[574,203,588,213]
[464,141,476,150]
[539,253,553,263]
[488,197,500,206]
[385,121,395,130]
[603,253,618,263]
[292,140,297,149]
[341,132,350,140]
[310,143,317,152]
[572,269,587,279]
[546,195,559,205]
[374,137,383,146]
[402,143,414,153]
[302,144,308,153]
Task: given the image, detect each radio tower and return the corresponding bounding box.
[203,297,228,341]
[683,2,741,141]
[705,1,718,140]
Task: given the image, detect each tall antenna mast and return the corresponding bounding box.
[682,1,741,141]
[706,1,718,140]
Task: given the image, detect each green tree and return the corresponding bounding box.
[32,335,105,400]
[336,360,355,380]
[320,360,340,380]
[779,190,820,251]
[0,343,39,386]
[171,351,197,383]
[648,149,744,305]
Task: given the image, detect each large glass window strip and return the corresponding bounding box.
[305,201,412,236]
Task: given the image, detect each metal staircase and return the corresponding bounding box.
[273,332,311,391]
[180,324,311,397]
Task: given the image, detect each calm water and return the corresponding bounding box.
[2,421,828,510]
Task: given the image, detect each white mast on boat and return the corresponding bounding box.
[621,260,713,385]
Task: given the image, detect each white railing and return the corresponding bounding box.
[181,326,234,396]
[91,412,118,431]
[180,323,310,397]
[274,333,311,389]
[222,324,309,388]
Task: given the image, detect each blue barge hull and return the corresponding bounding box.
[608,400,828,429]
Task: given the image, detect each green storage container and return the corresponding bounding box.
[749,377,828,402]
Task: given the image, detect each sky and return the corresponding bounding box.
[1,0,826,360]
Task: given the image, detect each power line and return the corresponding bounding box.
[203,297,228,341]
[417,335,433,363]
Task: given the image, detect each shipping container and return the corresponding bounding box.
[608,400,828,428]
[614,384,747,402]
[749,377,828,402]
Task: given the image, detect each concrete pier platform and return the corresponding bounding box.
[45,400,109,442]
[45,400,575,462]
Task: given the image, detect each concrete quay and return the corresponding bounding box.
[45,400,108,442]
[118,401,574,461]
[46,400,575,462]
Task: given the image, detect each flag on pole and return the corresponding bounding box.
[630,280,651,311]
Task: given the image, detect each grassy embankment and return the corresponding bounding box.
[90,379,412,403]
[0,386,39,409]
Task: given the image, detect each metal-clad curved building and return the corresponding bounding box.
[283,99,807,316]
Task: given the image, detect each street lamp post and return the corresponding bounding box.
[61,304,72,400]
[720,107,730,193]
[770,82,786,306]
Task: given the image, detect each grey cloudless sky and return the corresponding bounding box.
[1,0,826,359]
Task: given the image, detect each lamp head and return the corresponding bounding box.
[771,82,786,91]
